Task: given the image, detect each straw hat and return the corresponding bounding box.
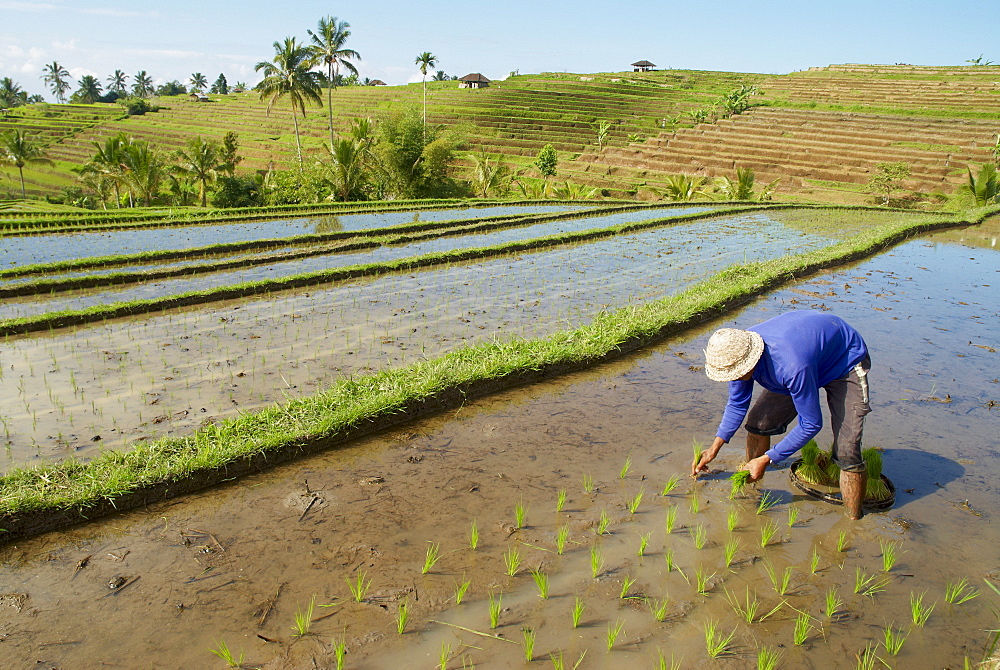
[704,328,764,382]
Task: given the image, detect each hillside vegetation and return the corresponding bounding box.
[2,64,998,205]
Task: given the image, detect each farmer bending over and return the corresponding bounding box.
[692,310,871,520]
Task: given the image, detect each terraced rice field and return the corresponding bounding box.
[2,202,924,466]
[0,204,996,669]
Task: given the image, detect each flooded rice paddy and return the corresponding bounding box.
[0,208,878,463]
[0,204,600,267]
[0,218,997,668]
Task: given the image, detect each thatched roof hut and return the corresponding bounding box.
[458,73,491,89]
[631,60,656,72]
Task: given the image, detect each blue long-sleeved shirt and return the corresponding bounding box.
[716,310,868,463]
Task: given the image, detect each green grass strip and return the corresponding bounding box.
[0,205,994,540]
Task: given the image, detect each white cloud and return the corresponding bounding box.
[81,8,159,17]
[52,38,78,51]
[0,2,59,11]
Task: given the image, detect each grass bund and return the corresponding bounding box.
[0,206,995,541]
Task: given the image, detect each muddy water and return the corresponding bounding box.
[0,212,838,466]
[0,227,997,669]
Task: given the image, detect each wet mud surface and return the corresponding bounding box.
[1,223,998,668]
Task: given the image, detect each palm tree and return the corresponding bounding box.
[323,136,367,201]
[307,16,360,149]
[1,77,25,108]
[189,72,208,91]
[120,139,165,206]
[172,137,223,207]
[1,129,54,199]
[965,163,999,206]
[41,61,71,103]
[75,75,103,104]
[414,52,437,131]
[431,70,450,81]
[79,133,127,207]
[132,71,154,98]
[255,37,324,168]
[107,70,129,95]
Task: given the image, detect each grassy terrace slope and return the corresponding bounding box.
[3,64,999,204]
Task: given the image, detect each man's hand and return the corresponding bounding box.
[692,437,726,477]
[746,454,771,482]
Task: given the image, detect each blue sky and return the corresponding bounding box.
[2,0,998,99]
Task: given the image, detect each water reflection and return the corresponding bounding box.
[313,215,343,234]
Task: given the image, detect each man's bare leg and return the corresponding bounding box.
[746,433,770,461]
[840,471,866,520]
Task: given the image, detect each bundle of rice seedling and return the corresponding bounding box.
[863,448,891,500]
[730,470,752,498]
[824,453,841,483]
[797,439,828,485]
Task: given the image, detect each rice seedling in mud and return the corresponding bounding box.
[620,455,632,479]
[556,524,570,555]
[759,519,780,548]
[793,611,814,646]
[727,587,784,624]
[606,619,626,651]
[596,508,612,535]
[648,595,671,622]
[882,624,908,656]
[396,599,410,634]
[515,499,528,529]
[663,548,677,573]
[620,575,638,599]
[757,645,781,670]
[693,523,708,550]
[522,628,536,661]
[627,486,645,514]
[469,519,480,551]
[730,470,752,499]
[503,546,523,576]
[550,649,588,670]
[756,490,780,515]
[333,634,347,670]
[209,639,245,668]
[786,506,800,528]
[837,530,849,552]
[944,577,980,605]
[488,590,503,629]
[665,505,679,534]
[347,570,372,602]
[454,577,471,604]
[723,536,739,568]
[704,619,737,658]
[689,489,701,515]
[825,587,844,618]
[422,541,442,574]
[590,545,605,579]
[661,474,682,495]
[531,569,550,599]
[556,488,567,512]
[763,560,793,596]
[656,650,682,670]
[854,568,891,598]
[582,473,595,494]
[695,564,716,595]
[810,548,820,574]
[727,506,739,532]
[880,539,900,572]
[854,642,880,670]
[636,531,653,557]
[863,448,892,500]
[292,596,316,637]
[438,641,451,670]
[910,591,937,627]
[571,595,586,628]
